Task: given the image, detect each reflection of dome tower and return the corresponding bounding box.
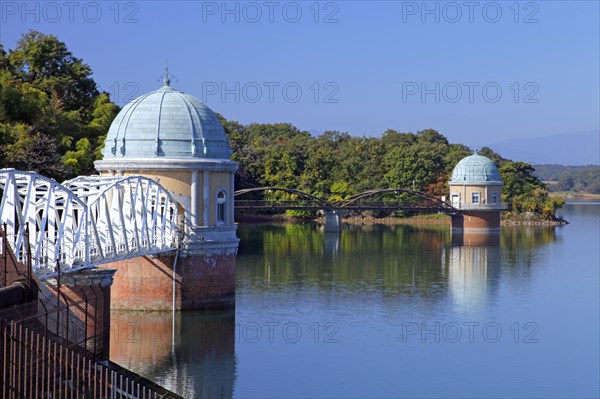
[448,153,506,230]
[95,72,238,310]
[110,310,236,398]
[444,232,500,312]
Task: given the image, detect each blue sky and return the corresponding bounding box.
[1,1,599,148]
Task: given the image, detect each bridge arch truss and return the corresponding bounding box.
[234,187,458,214]
[336,188,457,213]
[0,169,181,278]
[234,187,333,210]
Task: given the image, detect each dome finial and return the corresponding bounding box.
[163,63,171,86]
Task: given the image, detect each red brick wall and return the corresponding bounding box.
[0,229,29,287]
[101,253,235,311]
[452,211,500,230]
[45,284,110,357]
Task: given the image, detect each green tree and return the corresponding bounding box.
[0,31,118,180]
[8,31,99,113]
[500,162,544,202]
[3,128,65,178]
[63,138,94,176]
[417,128,449,145]
[500,161,563,219]
[329,181,352,202]
[478,146,507,167]
[557,174,574,191]
[383,140,446,193]
[87,93,120,159]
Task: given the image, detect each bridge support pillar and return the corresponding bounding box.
[452,211,500,231]
[43,268,117,358]
[100,226,239,311]
[451,214,464,230]
[324,210,343,233]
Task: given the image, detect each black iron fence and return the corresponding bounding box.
[0,224,182,398]
[1,317,180,398]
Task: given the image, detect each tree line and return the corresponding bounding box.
[0,31,563,220]
[533,164,600,194]
[0,31,119,180]
[220,119,564,219]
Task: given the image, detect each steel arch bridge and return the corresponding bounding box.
[234,187,458,214]
[234,187,333,211]
[334,188,457,213]
[1,173,457,277]
[0,169,181,278]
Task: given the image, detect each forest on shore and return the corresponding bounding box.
[534,164,600,194]
[0,31,564,220]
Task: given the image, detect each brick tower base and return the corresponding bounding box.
[451,211,500,231]
[99,237,238,311]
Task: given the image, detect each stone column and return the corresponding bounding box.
[229,173,235,223]
[451,214,464,230]
[191,170,199,226]
[203,171,210,226]
[324,210,342,233]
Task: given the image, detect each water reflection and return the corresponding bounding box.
[109,222,562,397]
[110,310,236,398]
[237,223,452,300]
[443,231,501,312]
[323,231,341,260]
[237,222,559,310]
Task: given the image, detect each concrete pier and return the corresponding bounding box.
[324,210,343,232]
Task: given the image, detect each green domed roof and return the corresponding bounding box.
[450,154,502,184]
[101,82,232,159]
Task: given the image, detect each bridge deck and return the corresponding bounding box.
[234,187,460,215]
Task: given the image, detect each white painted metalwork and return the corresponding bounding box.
[0,169,181,278]
[0,169,88,276]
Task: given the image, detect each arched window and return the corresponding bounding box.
[217,190,227,224]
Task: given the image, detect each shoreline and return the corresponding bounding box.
[501,219,568,226]
[550,192,600,200]
[235,213,568,226]
[342,215,450,225]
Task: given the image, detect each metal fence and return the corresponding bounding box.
[1,318,177,398]
[0,303,181,399]
[1,223,33,289]
[0,226,181,399]
[454,202,509,210]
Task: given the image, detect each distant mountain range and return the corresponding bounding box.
[483,130,600,166]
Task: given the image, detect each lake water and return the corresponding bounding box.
[110,203,600,398]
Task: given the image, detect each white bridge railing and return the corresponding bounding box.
[0,169,182,278]
[454,203,509,211]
